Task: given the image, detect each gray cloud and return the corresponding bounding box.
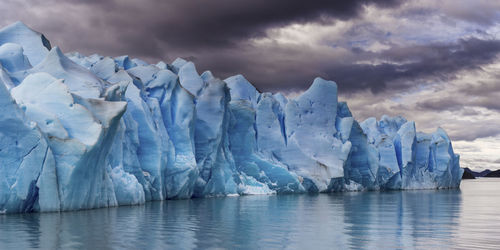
[334,38,500,93]
[96,0,402,51]
[10,0,401,54]
[416,99,464,112]
[439,1,500,26]
[1,0,499,94]
[447,121,500,141]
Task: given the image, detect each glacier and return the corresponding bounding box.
[0,22,463,213]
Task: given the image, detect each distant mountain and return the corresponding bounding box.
[479,170,492,177]
[484,170,500,177]
[462,168,476,179]
[462,168,500,179]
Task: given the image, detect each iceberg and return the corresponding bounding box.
[0,22,463,213]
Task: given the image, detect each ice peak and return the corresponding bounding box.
[225,74,259,105]
[0,21,51,66]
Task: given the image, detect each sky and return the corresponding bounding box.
[1,0,499,171]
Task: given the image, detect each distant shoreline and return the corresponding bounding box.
[462,168,500,179]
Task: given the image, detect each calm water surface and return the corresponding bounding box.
[1,178,499,249]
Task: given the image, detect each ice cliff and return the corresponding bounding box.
[0,22,463,213]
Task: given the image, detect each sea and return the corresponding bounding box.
[1,178,499,249]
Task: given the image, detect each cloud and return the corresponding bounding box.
[453,137,500,170]
[4,0,401,54]
[330,37,500,93]
[99,0,401,51]
[436,0,500,26]
[341,58,500,142]
[0,0,498,94]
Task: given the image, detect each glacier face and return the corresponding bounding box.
[0,22,463,213]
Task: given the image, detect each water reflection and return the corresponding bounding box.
[2,180,499,249]
[341,190,461,249]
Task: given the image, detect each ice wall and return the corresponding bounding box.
[0,22,463,213]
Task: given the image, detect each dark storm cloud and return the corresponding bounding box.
[0,0,406,91]
[15,0,401,55]
[0,0,498,94]
[97,0,402,51]
[328,38,500,93]
[165,37,500,94]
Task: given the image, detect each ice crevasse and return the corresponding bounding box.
[0,22,463,213]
